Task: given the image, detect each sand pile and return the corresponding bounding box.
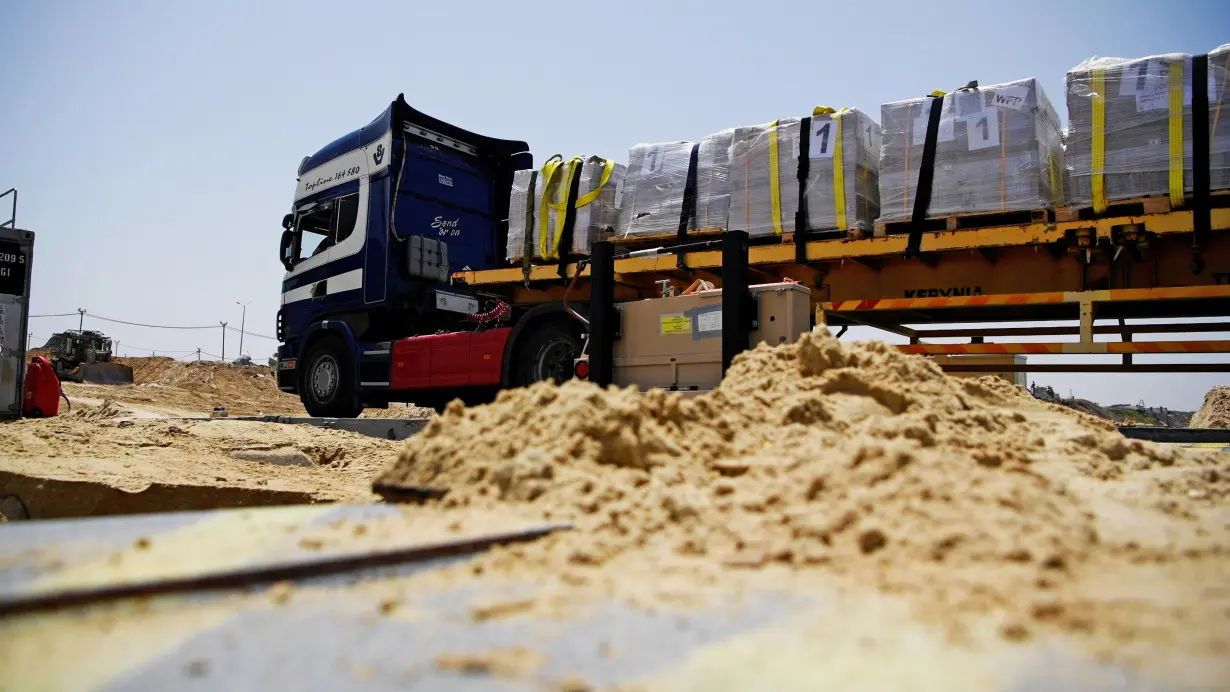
[1190,386,1230,428]
[376,326,1229,680]
[0,414,402,518]
[361,403,436,419]
[121,357,273,392]
[64,397,123,422]
[55,357,306,416]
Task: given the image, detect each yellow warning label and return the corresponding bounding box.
[660,314,691,335]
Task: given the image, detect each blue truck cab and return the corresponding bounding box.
[275,96,561,417]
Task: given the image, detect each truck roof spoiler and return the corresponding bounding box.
[392,94,530,165]
[298,95,532,177]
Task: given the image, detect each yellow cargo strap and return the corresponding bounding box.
[814,106,849,230]
[768,121,784,235]
[1091,68,1108,214]
[538,155,580,261]
[1048,152,1064,207]
[538,157,613,260]
[571,158,614,209]
[536,155,562,260]
[1168,62,1185,208]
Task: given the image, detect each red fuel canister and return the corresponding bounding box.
[22,356,62,418]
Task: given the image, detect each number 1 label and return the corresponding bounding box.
[966,110,1000,151]
[810,119,836,159]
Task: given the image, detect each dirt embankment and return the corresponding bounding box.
[47,357,435,419]
[105,357,305,416]
[1191,386,1230,429]
[0,401,403,518]
[378,325,1230,687]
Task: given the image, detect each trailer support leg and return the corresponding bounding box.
[589,241,615,387]
[722,230,750,375]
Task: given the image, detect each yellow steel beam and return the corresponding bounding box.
[454,209,1230,287]
[822,284,1230,312]
[900,340,1230,355]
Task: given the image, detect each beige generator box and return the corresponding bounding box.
[612,282,812,392]
[932,354,1026,386]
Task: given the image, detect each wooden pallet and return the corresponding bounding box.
[1056,190,1230,222]
[873,208,1053,237]
[776,227,868,245]
[602,227,725,249]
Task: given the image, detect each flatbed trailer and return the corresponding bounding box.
[453,206,1230,376]
[273,97,1229,417]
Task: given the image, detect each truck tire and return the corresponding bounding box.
[513,322,581,387]
[300,336,363,418]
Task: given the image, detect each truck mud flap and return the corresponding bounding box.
[79,363,135,385]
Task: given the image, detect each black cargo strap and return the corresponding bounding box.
[521,170,538,286]
[1192,53,1211,252]
[676,143,701,270]
[906,94,945,259]
[557,162,584,281]
[795,116,812,264]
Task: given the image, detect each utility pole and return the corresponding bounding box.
[197,348,201,362]
[236,300,251,357]
[220,322,227,362]
[27,332,33,350]
[77,308,85,331]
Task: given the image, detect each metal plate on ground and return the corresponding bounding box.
[1117,426,1230,446]
[0,504,564,610]
[0,506,1177,691]
[186,415,432,441]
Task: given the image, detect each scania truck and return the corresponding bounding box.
[275,96,593,416]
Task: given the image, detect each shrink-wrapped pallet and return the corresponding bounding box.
[613,128,736,239]
[728,112,880,238]
[506,156,625,262]
[728,119,801,237]
[574,156,626,251]
[801,108,881,234]
[616,141,696,238]
[878,78,1064,226]
[1065,44,1230,209]
[693,128,734,231]
[506,169,543,263]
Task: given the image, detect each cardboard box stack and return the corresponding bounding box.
[878,79,1064,228]
[506,156,625,262]
[1065,44,1230,210]
[613,129,736,241]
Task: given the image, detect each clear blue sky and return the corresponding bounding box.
[2,0,1227,408]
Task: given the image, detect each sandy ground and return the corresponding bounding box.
[0,357,431,519]
[3,333,1229,687]
[1,357,434,519]
[0,401,404,518]
[374,326,1230,688]
[53,357,434,419]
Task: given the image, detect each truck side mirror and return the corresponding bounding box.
[280,229,295,271]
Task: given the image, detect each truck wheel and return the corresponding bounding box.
[513,322,581,387]
[300,337,363,418]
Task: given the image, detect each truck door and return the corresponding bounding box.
[393,135,498,274]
